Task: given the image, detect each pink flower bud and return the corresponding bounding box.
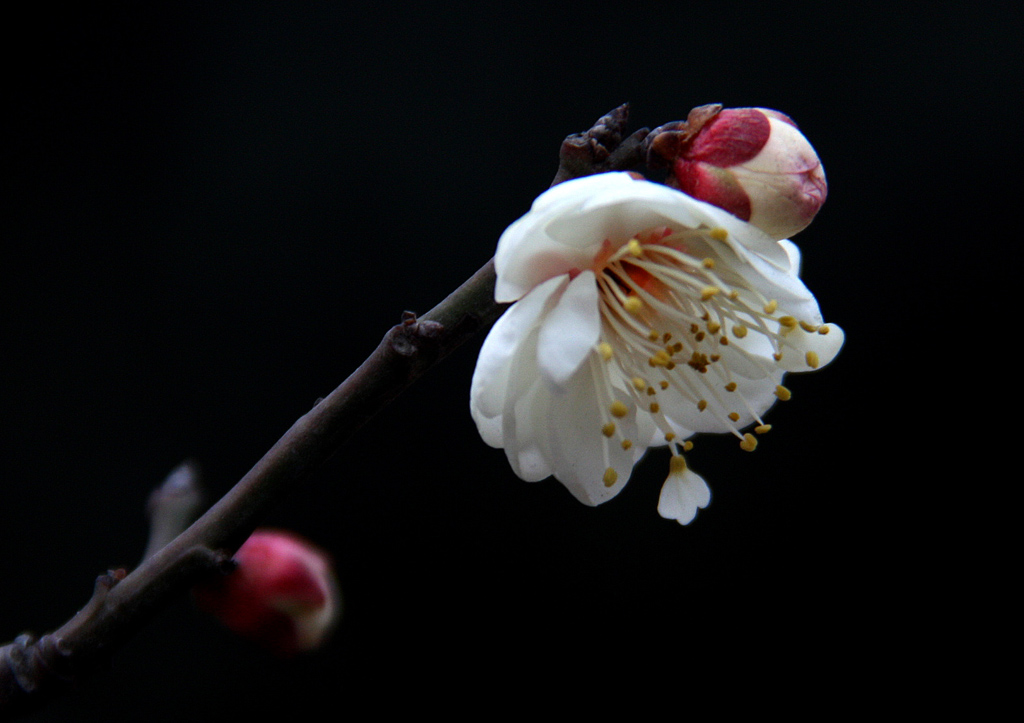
[194,529,340,657]
[651,106,827,239]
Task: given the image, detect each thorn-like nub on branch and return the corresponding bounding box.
[553,103,650,185]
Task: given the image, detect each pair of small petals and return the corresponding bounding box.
[657,460,711,525]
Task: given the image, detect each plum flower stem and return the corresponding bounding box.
[0,104,641,717]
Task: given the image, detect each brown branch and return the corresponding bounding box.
[0,104,643,718]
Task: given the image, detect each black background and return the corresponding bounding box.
[3,2,1012,719]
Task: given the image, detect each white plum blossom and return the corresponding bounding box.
[470,172,843,524]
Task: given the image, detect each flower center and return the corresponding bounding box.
[588,224,834,485]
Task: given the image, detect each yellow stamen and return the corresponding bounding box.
[603,467,618,487]
[732,325,748,339]
[818,325,831,335]
[669,455,687,474]
[806,351,820,369]
[602,423,616,438]
[740,433,758,452]
[701,257,716,268]
[610,401,628,418]
[623,296,643,314]
[632,376,647,391]
[755,424,772,434]
[627,238,643,257]
[728,412,740,422]
[683,440,694,452]
[650,402,660,414]
[724,382,737,392]
[621,439,633,450]
[775,385,792,401]
[764,300,778,314]
[697,400,708,411]
[597,342,613,361]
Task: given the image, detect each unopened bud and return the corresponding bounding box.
[194,529,341,657]
[648,105,827,240]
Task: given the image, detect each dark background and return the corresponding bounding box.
[3,2,1011,719]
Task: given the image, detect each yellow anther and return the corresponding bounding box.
[664,432,676,442]
[764,299,778,314]
[646,386,657,396]
[672,342,684,353]
[773,351,783,361]
[709,227,728,242]
[755,424,772,434]
[648,330,660,341]
[690,323,700,334]
[818,325,831,335]
[732,325,748,339]
[695,331,705,342]
[610,401,628,418]
[707,321,721,334]
[728,290,740,300]
[624,296,643,314]
[603,467,618,487]
[806,350,820,369]
[719,336,729,346]
[800,321,820,333]
[710,354,721,362]
[701,286,720,301]
[701,257,716,269]
[697,400,708,411]
[739,433,758,452]
[728,412,741,422]
[597,342,613,361]
[602,422,616,438]
[775,385,792,401]
[650,402,660,414]
[778,316,798,329]
[632,376,647,391]
[663,332,673,342]
[649,350,671,367]
[725,382,737,392]
[659,380,669,390]
[621,439,633,450]
[627,238,643,257]
[682,440,694,452]
[669,455,687,474]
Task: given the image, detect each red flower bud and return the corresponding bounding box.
[650,106,827,239]
[194,529,340,657]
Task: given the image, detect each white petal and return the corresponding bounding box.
[777,322,845,372]
[470,275,567,443]
[537,270,601,386]
[547,359,640,506]
[495,173,641,302]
